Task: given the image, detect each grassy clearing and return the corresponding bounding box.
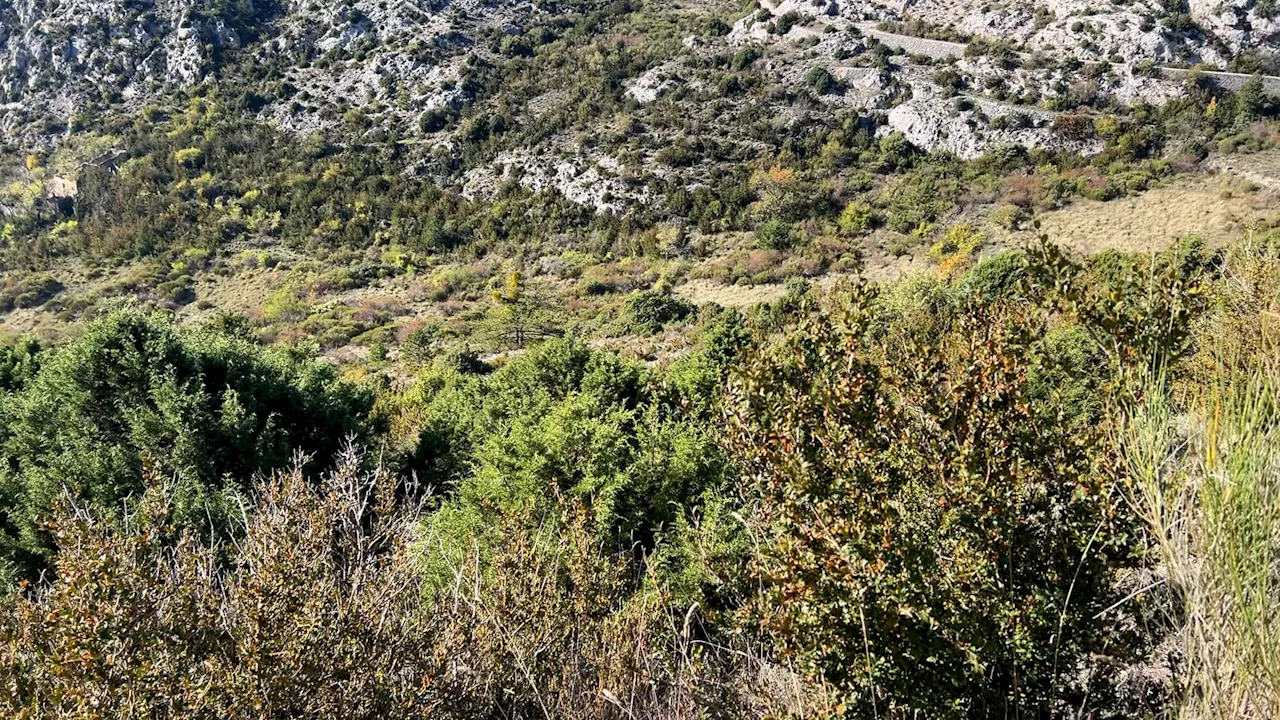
[1008,174,1276,255]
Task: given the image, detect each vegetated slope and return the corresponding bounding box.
[0,0,1277,361]
[2,0,1276,191]
[3,234,1278,718]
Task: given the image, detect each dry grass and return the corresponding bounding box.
[1124,364,1280,720]
[678,175,1274,302]
[675,279,790,307]
[1006,175,1275,255]
[0,446,818,719]
[1120,240,1280,720]
[1216,148,1280,181]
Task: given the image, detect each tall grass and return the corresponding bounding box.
[1123,358,1280,719]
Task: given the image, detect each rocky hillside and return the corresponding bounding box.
[0,0,1276,215]
[0,0,556,137]
[897,0,1279,67]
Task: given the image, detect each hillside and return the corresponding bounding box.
[1,3,1280,718]
[3,0,1279,186]
[1,0,1278,353]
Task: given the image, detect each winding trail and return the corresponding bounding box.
[852,23,1280,95]
[1205,157,1280,193]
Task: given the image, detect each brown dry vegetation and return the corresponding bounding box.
[1005,173,1277,254]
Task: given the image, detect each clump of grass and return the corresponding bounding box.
[1123,360,1280,719]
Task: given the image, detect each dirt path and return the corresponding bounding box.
[1207,156,1280,194]
[854,23,1280,95]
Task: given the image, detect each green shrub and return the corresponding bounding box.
[880,171,952,233]
[725,279,1136,717]
[0,337,41,392]
[927,222,985,262]
[731,45,761,70]
[173,147,203,167]
[956,251,1026,302]
[754,218,797,250]
[0,310,372,573]
[262,286,311,323]
[989,203,1029,230]
[381,338,729,553]
[624,289,696,335]
[836,200,875,236]
[805,66,838,94]
[0,273,63,312]
[402,323,442,364]
[664,307,754,420]
[774,10,802,34]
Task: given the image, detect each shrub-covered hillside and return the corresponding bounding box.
[2,231,1278,718]
[2,1,1279,715]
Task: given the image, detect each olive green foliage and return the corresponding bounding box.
[664,306,756,420]
[1039,235,1217,369]
[880,168,956,233]
[0,338,40,393]
[754,218,797,250]
[5,101,599,270]
[805,67,839,95]
[624,289,696,335]
[401,322,442,364]
[0,310,372,573]
[835,200,874,237]
[0,273,62,312]
[0,233,1261,719]
[725,269,1139,717]
[955,251,1027,302]
[721,236,1228,716]
[382,337,734,557]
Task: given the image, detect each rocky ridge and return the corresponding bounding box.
[1,0,1277,212]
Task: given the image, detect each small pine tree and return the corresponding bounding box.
[489,271,557,348]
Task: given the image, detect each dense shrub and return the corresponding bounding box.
[724,271,1138,717]
[379,337,732,555]
[0,235,1262,720]
[664,306,755,420]
[955,250,1026,302]
[879,170,953,233]
[0,310,372,574]
[755,218,797,250]
[928,222,985,276]
[1043,236,1216,369]
[0,273,62,312]
[0,339,40,393]
[836,200,874,236]
[624,289,696,334]
[0,448,763,719]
